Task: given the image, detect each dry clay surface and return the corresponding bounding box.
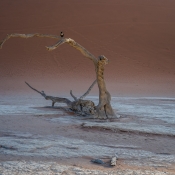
[0,97,175,174]
[0,161,172,175]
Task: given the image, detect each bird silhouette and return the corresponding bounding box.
[60,31,64,38]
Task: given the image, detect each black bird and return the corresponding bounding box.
[60,31,64,38]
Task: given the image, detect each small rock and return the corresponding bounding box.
[91,159,104,164]
[116,114,120,118]
[111,157,117,166]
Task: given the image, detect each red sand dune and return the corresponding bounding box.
[0,0,175,97]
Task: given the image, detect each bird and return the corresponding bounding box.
[60,31,64,38]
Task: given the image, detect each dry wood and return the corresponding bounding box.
[46,38,98,66]
[80,79,97,99]
[25,82,72,107]
[25,82,95,115]
[70,90,77,101]
[0,33,60,49]
[70,79,97,101]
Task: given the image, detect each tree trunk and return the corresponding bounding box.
[95,56,116,119]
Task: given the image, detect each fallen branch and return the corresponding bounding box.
[25,82,96,115]
[25,82,72,107]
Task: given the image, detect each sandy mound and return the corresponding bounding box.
[0,0,175,97]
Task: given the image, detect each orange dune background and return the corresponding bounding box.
[0,0,175,97]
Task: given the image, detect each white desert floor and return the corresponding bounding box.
[0,95,175,174]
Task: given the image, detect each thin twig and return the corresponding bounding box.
[70,90,77,101]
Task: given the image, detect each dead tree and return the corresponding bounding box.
[0,33,116,119]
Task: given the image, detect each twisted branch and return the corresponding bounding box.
[25,82,72,107]
[70,79,97,101]
[25,82,46,97]
[0,33,98,66]
[46,38,98,66]
[0,33,60,49]
[80,79,97,99]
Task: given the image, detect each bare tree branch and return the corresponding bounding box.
[25,82,72,107]
[0,33,60,49]
[70,90,78,101]
[70,79,96,100]
[46,38,98,66]
[0,33,98,66]
[80,79,97,99]
[25,81,46,97]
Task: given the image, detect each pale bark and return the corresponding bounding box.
[25,82,72,107]
[80,80,97,99]
[1,33,117,119]
[95,56,116,119]
[46,38,98,67]
[0,33,60,49]
[70,79,97,100]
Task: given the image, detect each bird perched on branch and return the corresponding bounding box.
[60,31,64,38]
